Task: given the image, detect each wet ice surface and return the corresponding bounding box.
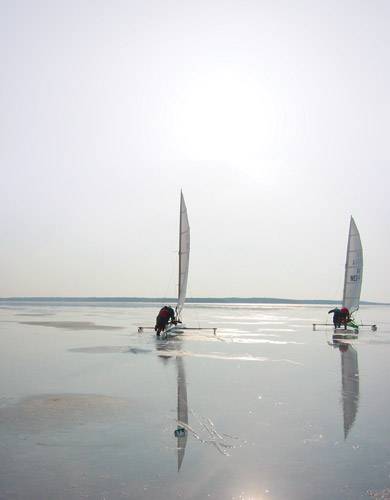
[1,301,390,500]
[19,320,124,331]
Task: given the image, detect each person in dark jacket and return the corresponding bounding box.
[155,305,176,335]
[328,307,342,328]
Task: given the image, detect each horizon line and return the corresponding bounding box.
[0,296,388,306]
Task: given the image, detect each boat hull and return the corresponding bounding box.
[160,323,186,337]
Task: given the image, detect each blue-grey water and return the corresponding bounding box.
[0,301,389,500]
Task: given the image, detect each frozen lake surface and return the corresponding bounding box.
[0,300,390,500]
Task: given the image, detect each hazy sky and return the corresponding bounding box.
[1,0,389,301]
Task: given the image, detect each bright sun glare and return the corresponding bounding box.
[172,68,281,162]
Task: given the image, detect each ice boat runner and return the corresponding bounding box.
[138,191,216,337]
[313,216,377,337]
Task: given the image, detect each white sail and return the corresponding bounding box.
[176,192,190,320]
[340,344,359,439]
[342,217,363,314]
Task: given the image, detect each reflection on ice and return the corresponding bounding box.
[20,321,123,331]
[157,350,302,365]
[255,328,296,332]
[218,330,279,336]
[176,356,188,471]
[16,313,55,317]
[160,336,245,468]
[303,434,324,444]
[70,343,302,364]
[209,320,288,325]
[220,338,302,345]
[338,342,360,440]
[367,487,390,498]
[2,301,388,500]
[0,394,134,432]
[329,341,360,440]
[157,350,269,362]
[219,330,293,336]
[69,346,152,354]
[180,410,240,457]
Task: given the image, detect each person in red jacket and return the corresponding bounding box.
[340,307,350,329]
[155,305,176,335]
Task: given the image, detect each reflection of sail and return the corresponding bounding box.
[176,356,188,471]
[339,344,359,439]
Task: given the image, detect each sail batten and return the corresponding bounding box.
[342,217,363,314]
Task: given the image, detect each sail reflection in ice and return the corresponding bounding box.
[175,356,188,471]
[338,342,360,439]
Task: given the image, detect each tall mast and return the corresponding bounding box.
[178,191,183,307]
